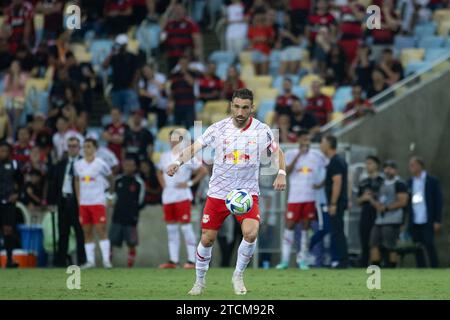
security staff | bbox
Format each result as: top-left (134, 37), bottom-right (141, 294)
top-left (51, 136), bottom-right (86, 267)
top-left (0, 142), bottom-right (21, 268)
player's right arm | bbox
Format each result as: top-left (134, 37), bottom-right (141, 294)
top-left (166, 140), bottom-right (204, 177)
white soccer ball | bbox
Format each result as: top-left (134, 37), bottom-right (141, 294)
top-left (225, 189), bottom-right (253, 216)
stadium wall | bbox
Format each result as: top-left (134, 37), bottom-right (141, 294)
top-left (339, 69), bottom-right (450, 267)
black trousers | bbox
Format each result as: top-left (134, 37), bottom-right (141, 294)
top-left (330, 203), bottom-right (349, 266)
top-left (57, 196), bottom-right (86, 266)
top-left (359, 210), bottom-right (376, 267)
top-left (411, 224), bottom-right (439, 268)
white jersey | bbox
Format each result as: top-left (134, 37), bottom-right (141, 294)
top-left (158, 150), bottom-right (202, 204)
top-left (285, 148), bottom-right (327, 203)
top-left (74, 157), bottom-right (111, 206)
top-left (197, 117), bottom-right (277, 200)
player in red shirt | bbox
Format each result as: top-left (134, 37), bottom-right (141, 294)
top-left (102, 107), bottom-right (128, 167)
top-left (248, 10), bottom-right (275, 75)
top-left (306, 80), bottom-right (333, 126)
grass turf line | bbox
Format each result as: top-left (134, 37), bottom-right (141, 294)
top-left (0, 268), bottom-right (449, 300)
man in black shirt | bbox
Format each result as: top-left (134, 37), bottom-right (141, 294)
top-left (357, 155), bottom-right (384, 267)
top-left (103, 34), bottom-right (140, 116)
top-left (0, 142), bottom-right (22, 268)
top-left (289, 99), bottom-right (320, 137)
top-left (320, 135), bottom-right (349, 268)
top-left (123, 110), bottom-right (154, 162)
top-left (109, 157), bottom-right (145, 268)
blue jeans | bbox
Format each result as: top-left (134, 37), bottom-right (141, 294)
top-left (111, 89), bottom-right (140, 116)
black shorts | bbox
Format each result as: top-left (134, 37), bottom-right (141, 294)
top-left (109, 223), bottom-right (138, 247)
top-left (370, 225), bottom-right (400, 250)
top-left (0, 203), bottom-right (16, 227)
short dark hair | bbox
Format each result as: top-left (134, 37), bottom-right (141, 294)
top-left (84, 137), bottom-right (98, 149)
top-left (67, 136), bottom-right (80, 145)
top-left (366, 155), bottom-right (380, 166)
top-left (383, 159), bottom-right (397, 169)
top-left (383, 48), bottom-right (393, 55)
top-left (232, 88), bottom-right (253, 103)
top-left (411, 156), bottom-right (425, 168)
top-left (323, 134), bottom-right (338, 150)
top-left (283, 77), bottom-right (292, 84)
top-left (296, 129), bottom-right (310, 137)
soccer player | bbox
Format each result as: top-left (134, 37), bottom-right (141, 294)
top-left (157, 129), bottom-right (207, 269)
top-left (109, 157), bottom-right (145, 268)
top-left (74, 138), bottom-right (115, 269)
top-left (166, 89), bottom-right (287, 295)
top-left (276, 130), bottom-right (327, 270)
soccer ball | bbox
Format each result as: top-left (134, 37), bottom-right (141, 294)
top-left (225, 189), bottom-right (253, 215)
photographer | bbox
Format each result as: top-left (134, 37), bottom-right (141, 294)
top-left (103, 34), bottom-right (140, 117)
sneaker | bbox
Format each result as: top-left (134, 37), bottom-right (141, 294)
top-left (188, 280), bottom-right (205, 296)
top-left (6, 261), bottom-right (19, 268)
top-left (159, 261), bottom-right (178, 269)
top-left (183, 261), bottom-right (195, 269)
top-left (232, 272), bottom-right (247, 295)
top-left (80, 261), bottom-right (96, 269)
top-left (298, 259), bottom-right (310, 270)
top-left (103, 261), bottom-right (113, 269)
top-left (275, 262), bottom-right (289, 270)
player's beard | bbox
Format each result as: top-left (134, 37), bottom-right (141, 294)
top-left (233, 115), bottom-right (249, 128)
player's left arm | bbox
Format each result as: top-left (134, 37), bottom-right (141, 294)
top-left (273, 149), bottom-right (287, 191)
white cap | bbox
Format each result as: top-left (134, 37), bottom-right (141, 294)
top-left (115, 34), bottom-right (128, 46)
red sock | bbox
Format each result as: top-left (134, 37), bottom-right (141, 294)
top-left (128, 248), bottom-right (136, 268)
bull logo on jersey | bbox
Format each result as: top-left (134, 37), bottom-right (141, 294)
top-left (81, 176), bottom-right (95, 182)
top-left (297, 166), bottom-right (313, 174)
top-left (202, 214), bottom-right (210, 224)
top-left (223, 150), bottom-right (251, 164)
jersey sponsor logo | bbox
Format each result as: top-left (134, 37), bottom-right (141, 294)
top-left (297, 166), bottom-right (313, 174)
top-left (223, 150), bottom-right (251, 164)
top-left (81, 176), bottom-right (96, 183)
top-left (202, 214), bottom-right (210, 224)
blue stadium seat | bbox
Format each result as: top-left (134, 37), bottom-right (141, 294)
top-left (216, 62), bottom-right (230, 80)
top-left (89, 39), bottom-right (114, 68)
top-left (334, 86), bottom-right (352, 101)
top-left (414, 22), bottom-right (437, 39)
top-left (394, 36), bottom-right (416, 50)
top-left (292, 86), bottom-right (307, 100)
top-left (195, 100), bottom-right (204, 113)
top-left (154, 139), bottom-right (170, 153)
top-left (188, 125), bottom-right (207, 141)
top-left (136, 22), bottom-right (161, 52)
top-left (424, 48), bottom-right (449, 61)
top-left (272, 75), bottom-right (300, 91)
top-left (209, 51), bottom-right (236, 65)
top-left (405, 61), bottom-right (429, 76)
top-left (101, 115), bottom-right (112, 127)
top-left (417, 36), bottom-right (446, 49)
top-left (333, 98), bottom-right (349, 113)
top-left (257, 100), bottom-right (276, 121)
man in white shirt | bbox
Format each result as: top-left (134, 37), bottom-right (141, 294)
top-left (52, 116), bottom-right (84, 161)
top-left (275, 130), bottom-right (328, 270)
top-left (408, 156), bottom-right (442, 268)
top-left (166, 89), bottom-right (287, 295)
top-left (157, 129), bottom-right (207, 269)
top-left (74, 138), bottom-right (115, 269)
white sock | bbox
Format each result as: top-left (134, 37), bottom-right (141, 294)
top-left (234, 238), bottom-right (257, 275)
top-left (85, 242), bottom-right (95, 264)
top-left (99, 239), bottom-right (111, 264)
top-left (300, 229), bottom-right (309, 260)
top-left (195, 242), bottom-right (212, 282)
top-left (167, 224), bottom-right (180, 263)
top-left (281, 229), bottom-right (294, 264)
top-left (181, 224), bottom-right (197, 263)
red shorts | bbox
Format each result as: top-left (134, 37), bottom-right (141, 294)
top-left (79, 205), bottom-right (107, 225)
top-left (201, 196), bottom-right (260, 230)
top-left (285, 202), bottom-right (316, 222)
top-left (163, 200), bottom-right (191, 223)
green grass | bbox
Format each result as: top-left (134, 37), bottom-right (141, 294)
top-left (0, 268), bottom-right (449, 300)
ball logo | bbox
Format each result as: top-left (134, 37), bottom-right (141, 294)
top-left (202, 214), bottom-right (210, 224)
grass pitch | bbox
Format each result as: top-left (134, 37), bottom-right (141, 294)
top-left (1, 268), bottom-right (449, 300)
